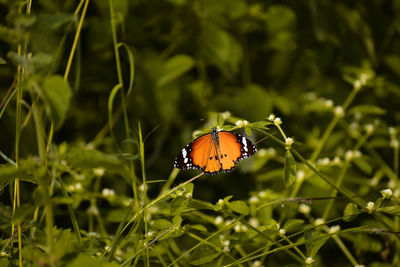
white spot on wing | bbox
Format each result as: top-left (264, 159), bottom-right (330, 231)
top-left (242, 137), bottom-right (248, 152)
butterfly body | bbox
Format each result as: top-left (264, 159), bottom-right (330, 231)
top-left (174, 127), bottom-right (257, 175)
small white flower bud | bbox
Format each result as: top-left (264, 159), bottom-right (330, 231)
top-left (390, 139), bottom-right (399, 148)
top-left (305, 257), bottom-right (314, 265)
top-left (268, 114), bottom-right (275, 121)
top-left (314, 218), bottom-right (325, 226)
top-left (380, 189), bottom-right (393, 199)
top-left (285, 137), bottom-right (294, 146)
top-left (366, 202), bottom-right (375, 213)
top-left (249, 196), bottom-right (259, 204)
top-left (334, 106), bottom-right (345, 117)
top-left (279, 229), bottom-right (286, 236)
top-left (222, 111), bottom-right (231, 119)
top-left (93, 168), bottom-right (105, 177)
top-left (329, 225), bottom-right (340, 234)
top-left (274, 117), bottom-right (282, 126)
top-left (298, 204), bottom-right (311, 214)
top-left (214, 216), bottom-right (224, 225)
top-left (364, 124), bottom-right (374, 134)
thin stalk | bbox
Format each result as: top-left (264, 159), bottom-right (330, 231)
top-left (32, 102), bottom-right (54, 254)
top-left (138, 122), bottom-right (149, 267)
top-left (108, 0), bottom-right (139, 207)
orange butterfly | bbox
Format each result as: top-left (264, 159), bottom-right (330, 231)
top-left (174, 127), bottom-right (257, 174)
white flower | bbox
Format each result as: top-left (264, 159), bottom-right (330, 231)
top-left (267, 114), bottom-right (275, 121)
top-left (369, 177), bottom-right (378, 186)
top-left (388, 127), bottom-right (396, 136)
top-left (353, 79), bottom-right (362, 90)
top-left (222, 111), bottom-right (231, 119)
top-left (366, 202), bottom-right (375, 213)
top-left (390, 139), bottom-right (399, 148)
top-left (317, 157), bottom-right (330, 166)
top-left (87, 206), bottom-right (99, 215)
top-left (334, 106), bottom-right (345, 117)
top-left (332, 156), bottom-right (341, 165)
top-left (0, 251), bottom-right (8, 257)
top-left (87, 232), bottom-right (100, 238)
top-left (223, 246), bottom-right (230, 253)
top-left (258, 191), bottom-right (267, 198)
top-left (279, 229), bottom-right (286, 236)
top-left (214, 216), bottom-right (224, 225)
top-left (329, 225), bottom-right (340, 234)
top-left (285, 137), bottom-right (294, 146)
top-left (305, 257), bottom-right (314, 265)
top-left (360, 73), bottom-right (370, 85)
top-left (314, 218), bottom-right (325, 226)
top-left (217, 199), bottom-right (224, 206)
top-left (249, 196), bottom-right (259, 204)
top-left (138, 184), bottom-right (146, 192)
top-left (273, 117), bottom-right (282, 126)
top-left (380, 189), bottom-right (393, 199)
top-left (252, 260), bottom-right (263, 267)
top-left (235, 120), bottom-right (249, 128)
top-left (364, 124), bottom-right (374, 134)
top-left (102, 188), bottom-right (115, 197)
top-left (249, 218), bottom-right (259, 227)
top-left (345, 150), bottom-right (354, 162)
top-left (234, 224), bottom-right (242, 232)
top-left (325, 99), bottom-right (334, 107)
top-left (93, 168), bottom-right (105, 177)
top-left (298, 204), bottom-right (311, 215)
top-left (297, 170), bottom-right (305, 182)
top-left (354, 265), bottom-right (365, 267)
top-left (222, 239), bottom-right (230, 247)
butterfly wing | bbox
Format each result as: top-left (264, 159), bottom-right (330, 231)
top-left (174, 133), bottom-right (223, 174)
top-left (174, 130), bottom-right (257, 175)
top-left (218, 131), bottom-right (257, 172)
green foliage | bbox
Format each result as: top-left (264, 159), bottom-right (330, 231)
top-left (1, 0), bottom-right (400, 267)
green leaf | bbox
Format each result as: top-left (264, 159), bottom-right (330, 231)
top-left (283, 219), bottom-right (304, 233)
top-left (217, 113), bottom-right (224, 127)
top-left (353, 233), bottom-right (382, 252)
top-left (200, 23), bottom-right (242, 75)
top-left (0, 157), bottom-right (47, 189)
top-left (67, 254), bottom-right (101, 267)
top-left (33, 186), bottom-right (46, 206)
top-left (170, 196), bottom-right (189, 215)
top-left (376, 206), bottom-right (400, 216)
top-left (189, 245), bottom-right (221, 265)
top-left (189, 224), bottom-right (208, 232)
top-left (353, 157), bottom-right (372, 175)
top-left (343, 203), bottom-right (359, 222)
top-left (41, 75), bottom-right (72, 129)
top-left (284, 150), bottom-right (296, 187)
top-left (32, 13), bottom-right (74, 32)
top-left (0, 57), bottom-right (6, 64)
top-left (348, 105), bottom-right (386, 115)
top-left (157, 54), bottom-right (195, 87)
top-left (12, 204), bottom-right (35, 224)
top-left (152, 219), bottom-right (173, 230)
top-left (229, 200), bottom-right (250, 215)
top-left (66, 148), bottom-right (125, 174)
top-left (305, 230), bottom-right (329, 258)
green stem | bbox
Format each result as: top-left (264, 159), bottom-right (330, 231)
top-left (138, 122), bottom-right (150, 267)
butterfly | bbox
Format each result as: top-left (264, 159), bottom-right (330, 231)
top-left (174, 127), bottom-right (257, 175)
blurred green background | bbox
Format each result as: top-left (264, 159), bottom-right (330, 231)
top-left (1, 1), bottom-right (400, 266)
top-left (1, 0), bottom-right (400, 213)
